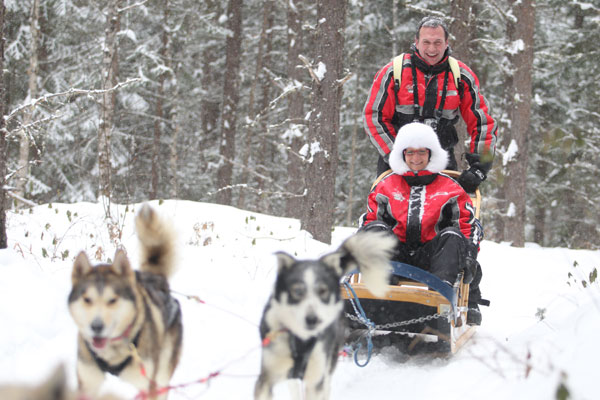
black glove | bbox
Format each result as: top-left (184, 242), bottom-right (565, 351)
top-left (457, 153), bottom-right (492, 193)
top-left (359, 220), bottom-right (393, 235)
top-left (458, 167), bottom-right (486, 193)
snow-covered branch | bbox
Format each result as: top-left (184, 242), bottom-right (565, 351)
top-left (298, 55), bottom-right (321, 83)
top-left (337, 72), bottom-right (354, 87)
top-left (118, 0), bottom-right (148, 14)
top-left (5, 78), bottom-right (141, 123)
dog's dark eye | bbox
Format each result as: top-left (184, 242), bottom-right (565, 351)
top-left (83, 297), bottom-right (92, 305)
top-left (107, 298), bottom-right (118, 306)
top-left (290, 283), bottom-right (306, 300)
top-left (316, 284), bottom-right (330, 301)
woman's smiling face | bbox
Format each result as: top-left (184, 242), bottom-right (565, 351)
top-left (404, 148), bottom-right (430, 171)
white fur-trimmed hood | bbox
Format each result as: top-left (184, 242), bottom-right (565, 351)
top-left (389, 122), bottom-right (448, 175)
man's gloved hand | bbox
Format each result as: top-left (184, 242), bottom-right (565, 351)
top-left (457, 153), bottom-right (492, 193)
top-left (458, 166), bottom-right (486, 193)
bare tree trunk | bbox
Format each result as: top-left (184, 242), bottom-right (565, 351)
top-left (200, 2), bottom-right (220, 139)
top-left (346, 2), bottom-right (365, 226)
top-left (284, 0), bottom-right (307, 219)
top-left (169, 109), bottom-right (179, 198)
top-left (0, 0), bottom-right (7, 248)
top-left (151, 1), bottom-right (169, 200)
top-left (391, 0), bottom-right (397, 56)
top-left (237, 0), bottom-right (273, 211)
top-left (301, 0), bottom-right (347, 244)
top-left (98, 0), bottom-right (121, 207)
top-left (255, 5), bottom-right (275, 214)
top-left (215, 0), bottom-right (242, 205)
top-left (502, 0), bottom-right (535, 246)
top-left (450, 0), bottom-right (473, 64)
top-left (15, 0), bottom-right (40, 199)
top-left (166, 6), bottom-right (179, 199)
top-left (450, 0), bottom-right (473, 170)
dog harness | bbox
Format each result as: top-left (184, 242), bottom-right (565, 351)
top-left (288, 334), bottom-right (318, 380)
top-left (85, 329), bottom-right (142, 376)
top-left (87, 298), bottom-right (181, 376)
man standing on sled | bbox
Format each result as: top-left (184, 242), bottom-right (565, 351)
top-left (363, 16), bottom-right (498, 194)
top-left (359, 122), bottom-right (485, 325)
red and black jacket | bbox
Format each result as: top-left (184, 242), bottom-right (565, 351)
top-left (361, 171), bottom-right (481, 249)
top-left (363, 50), bottom-right (498, 161)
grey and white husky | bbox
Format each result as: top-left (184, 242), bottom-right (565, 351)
top-left (68, 204), bottom-right (182, 400)
top-left (255, 232), bottom-right (396, 400)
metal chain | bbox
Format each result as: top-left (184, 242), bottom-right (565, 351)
top-left (343, 280), bottom-right (482, 331)
top-left (344, 307), bottom-right (482, 330)
top-left (345, 311), bottom-right (448, 330)
top-left (342, 283), bottom-right (376, 329)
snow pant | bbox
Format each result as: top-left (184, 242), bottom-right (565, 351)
top-left (359, 222), bottom-right (481, 301)
top-left (394, 227), bottom-right (467, 282)
top-left (394, 227), bottom-right (482, 302)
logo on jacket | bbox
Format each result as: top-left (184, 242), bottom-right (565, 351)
top-left (393, 191), bottom-right (405, 202)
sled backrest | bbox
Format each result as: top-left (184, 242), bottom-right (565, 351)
top-left (370, 169), bottom-right (481, 219)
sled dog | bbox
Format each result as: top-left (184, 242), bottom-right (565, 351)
top-left (255, 232), bottom-right (396, 400)
top-left (0, 365), bottom-right (70, 400)
top-left (68, 204), bottom-right (182, 400)
top-left (0, 364), bottom-right (123, 400)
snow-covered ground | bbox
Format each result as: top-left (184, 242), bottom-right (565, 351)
top-left (1, 200), bottom-right (598, 399)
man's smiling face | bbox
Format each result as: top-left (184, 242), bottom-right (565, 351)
top-left (415, 26), bottom-right (448, 66)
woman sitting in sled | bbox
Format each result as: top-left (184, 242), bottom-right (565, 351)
top-left (359, 122), bottom-right (485, 324)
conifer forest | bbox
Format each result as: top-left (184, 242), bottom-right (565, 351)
top-left (0, 0), bottom-right (598, 249)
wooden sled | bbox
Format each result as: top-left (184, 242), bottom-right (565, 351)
top-left (342, 264), bottom-right (475, 354)
top-left (342, 170), bottom-right (480, 355)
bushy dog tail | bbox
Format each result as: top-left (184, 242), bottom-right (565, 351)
top-left (325, 232), bottom-right (396, 298)
top-left (135, 204), bottom-right (176, 278)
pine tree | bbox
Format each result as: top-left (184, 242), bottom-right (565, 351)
top-left (301, 0), bottom-right (347, 244)
top-left (0, 0), bottom-right (7, 248)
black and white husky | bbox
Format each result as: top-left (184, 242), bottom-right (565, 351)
top-left (255, 232), bottom-right (396, 400)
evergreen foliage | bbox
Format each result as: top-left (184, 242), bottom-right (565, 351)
top-left (2, 0), bottom-right (599, 248)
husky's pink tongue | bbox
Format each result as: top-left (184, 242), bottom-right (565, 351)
top-left (92, 337), bottom-right (108, 349)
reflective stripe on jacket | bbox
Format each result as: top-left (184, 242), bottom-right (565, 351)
top-left (363, 53), bottom-right (497, 159)
top-left (361, 171), bottom-right (481, 247)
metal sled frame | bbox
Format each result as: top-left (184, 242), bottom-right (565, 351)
top-left (343, 170), bottom-right (480, 354)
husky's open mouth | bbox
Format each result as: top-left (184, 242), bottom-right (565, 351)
top-left (92, 337), bottom-right (107, 349)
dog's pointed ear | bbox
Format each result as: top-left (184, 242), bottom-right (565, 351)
top-left (334, 232), bottom-right (395, 297)
top-left (320, 251), bottom-right (344, 276)
top-left (320, 234), bottom-right (365, 276)
top-left (112, 249), bottom-right (135, 282)
top-left (72, 251), bottom-right (92, 283)
top-left (275, 251), bottom-right (296, 274)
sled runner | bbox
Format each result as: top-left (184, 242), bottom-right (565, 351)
top-left (342, 170), bottom-right (480, 356)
